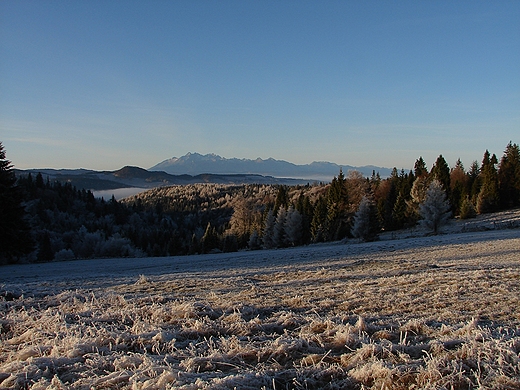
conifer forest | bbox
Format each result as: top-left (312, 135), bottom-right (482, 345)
top-left (1, 141), bottom-right (519, 265)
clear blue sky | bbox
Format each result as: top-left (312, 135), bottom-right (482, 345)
top-left (1, 1), bottom-right (519, 172)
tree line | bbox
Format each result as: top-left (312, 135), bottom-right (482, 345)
top-left (1, 141), bottom-right (519, 264)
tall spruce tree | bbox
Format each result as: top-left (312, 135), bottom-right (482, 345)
top-left (311, 195), bottom-right (327, 242)
top-left (477, 150), bottom-right (500, 214)
top-left (262, 209), bottom-right (276, 249)
top-left (430, 155), bottom-right (451, 193)
top-left (352, 196), bottom-right (379, 242)
top-left (450, 159), bottom-right (467, 216)
top-left (414, 157), bottom-right (428, 178)
top-left (0, 142), bottom-right (34, 263)
top-left (498, 142), bottom-right (520, 209)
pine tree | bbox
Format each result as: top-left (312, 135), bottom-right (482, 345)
top-left (377, 179), bottom-right (398, 231)
top-left (273, 206), bottom-right (287, 247)
top-left (468, 160), bottom-right (480, 201)
top-left (248, 229), bottom-right (261, 250)
top-left (450, 159), bottom-right (467, 216)
top-left (274, 185), bottom-right (289, 214)
top-left (326, 169), bottom-right (349, 240)
top-left (392, 191), bottom-right (407, 229)
top-left (477, 150), bottom-right (499, 214)
top-left (418, 180), bottom-right (451, 234)
top-left (498, 141), bottom-right (520, 209)
top-left (459, 196), bottom-right (477, 220)
top-left (262, 209), bottom-right (276, 249)
top-left (0, 142), bottom-right (34, 263)
top-left (430, 155), bottom-right (451, 193)
top-left (311, 195), bottom-right (327, 242)
top-left (201, 223), bottom-right (219, 253)
top-left (407, 176), bottom-right (428, 221)
top-left (414, 157), bottom-right (428, 178)
top-left (352, 196), bottom-right (379, 242)
top-left (284, 206), bottom-right (302, 246)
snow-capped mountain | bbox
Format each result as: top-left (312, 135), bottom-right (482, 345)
top-left (151, 152), bottom-right (391, 180)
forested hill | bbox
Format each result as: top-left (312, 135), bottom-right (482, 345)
top-left (2, 141), bottom-right (520, 265)
top-left (14, 166), bottom-right (313, 192)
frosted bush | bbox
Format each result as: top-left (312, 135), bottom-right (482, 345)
top-left (53, 248), bottom-right (75, 261)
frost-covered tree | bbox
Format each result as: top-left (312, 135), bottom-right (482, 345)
top-left (459, 195), bottom-right (477, 220)
top-left (284, 206), bottom-right (302, 246)
top-left (406, 176), bottom-right (429, 220)
top-left (352, 196), bottom-right (379, 242)
top-left (273, 206), bottom-right (287, 247)
top-left (262, 209), bottom-right (276, 249)
top-left (418, 180), bottom-right (451, 234)
top-left (248, 229), bottom-right (261, 250)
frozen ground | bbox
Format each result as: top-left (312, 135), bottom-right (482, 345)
top-left (1, 210), bottom-right (519, 389)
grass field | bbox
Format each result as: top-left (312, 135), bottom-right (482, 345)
top-left (1, 222), bottom-right (519, 389)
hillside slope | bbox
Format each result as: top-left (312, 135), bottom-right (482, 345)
top-left (1, 225), bottom-right (519, 389)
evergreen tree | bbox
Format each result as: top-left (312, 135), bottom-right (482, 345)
top-left (262, 209), bottom-right (276, 249)
top-left (273, 206), bottom-right (287, 247)
top-left (477, 150), bottom-right (500, 214)
top-left (284, 206), bottom-right (302, 246)
top-left (498, 141), bottom-right (520, 209)
top-left (370, 170), bottom-right (381, 192)
top-left (392, 191), bottom-right (407, 229)
top-left (352, 196), bottom-right (379, 242)
top-left (414, 157), bottom-right (428, 178)
top-left (450, 159), bottom-right (467, 216)
top-left (296, 192), bottom-right (313, 245)
top-left (326, 169), bottom-right (349, 240)
top-left (36, 232), bottom-right (54, 262)
top-left (430, 155), bottom-right (451, 193)
top-left (311, 195), bottom-right (327, 242)
top-left (377, 178), bottom-right (398, 231)
top-left (418, 180), bottom-right (451, 234)
top-left (273, 185), bottom-right (289, 214)
top-left (0, 142), bottom-right (34, 263)
top-left (468, 160), bottom-right (480, 201)
top-left (201, 223), bottom-right (219, 253)
top-left (406, 176), bottom-right (428, 222)
top-left (248, 229), bottom-right (261, 250)
top-left (459, 196), bottom-right (477, 220)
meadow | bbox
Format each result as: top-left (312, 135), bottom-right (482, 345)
top-left (1, 214), bottom-right (519, 389)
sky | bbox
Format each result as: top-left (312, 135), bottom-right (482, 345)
top-left (1, 1), bottom-right (519, 172)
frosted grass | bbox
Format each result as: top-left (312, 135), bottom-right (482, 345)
top-left (1, 219), bottom-right (519, 389)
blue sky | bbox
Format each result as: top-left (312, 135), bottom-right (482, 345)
top-left (1, 1), bottom-right (519, 172)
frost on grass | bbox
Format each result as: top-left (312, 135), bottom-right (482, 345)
top-left (1, 233), bottom-right (520, 389)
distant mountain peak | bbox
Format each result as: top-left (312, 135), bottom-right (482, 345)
top-left (150, 152), bottom-right (392, 180)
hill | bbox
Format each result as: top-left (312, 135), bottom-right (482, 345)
top-left (14, 166), bottom-right (314, 192)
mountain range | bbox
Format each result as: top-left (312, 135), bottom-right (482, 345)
top-left (15, 153), bottom-right (392, 194)
top-left (151, 152), bottom-right (392, 180)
